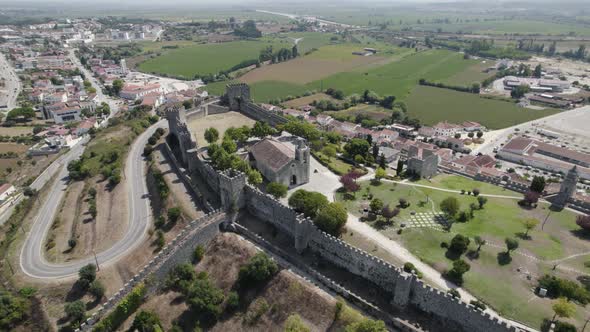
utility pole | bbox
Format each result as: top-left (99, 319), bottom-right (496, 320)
top-left (93, 251), bottom-right (100, 271)
top-left (541, 208), bottom-right (552, 230)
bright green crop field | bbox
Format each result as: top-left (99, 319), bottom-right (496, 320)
top-left (138, 39), bottom-right (291, 78)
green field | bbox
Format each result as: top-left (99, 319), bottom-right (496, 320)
top-left (405, 86), bottom-right (560, 129)
top-left (138, 39), bottom-right (293, 78)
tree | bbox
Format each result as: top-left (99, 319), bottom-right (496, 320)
top-left (379, 95), bottom-right (396, 110)
top-left (185, 274), bottom-right (225, 321)
top-left (552, 298), bottom-right (575, 322)
top-left (165, 263), bottom-right (196, 292)
top-left (64, 300), bottom-right (86, 323)
top-left (530, 176), bottom-right (546, 193)
top-left (446, 259), bottom-right (471, 285)
top-left (247, 169), bottom-right (263, 186)
top-left (221, 138), bottom-right (237, 154)
top-left (511, 84), bottom-right (530, 99)
top-left (505, 238), bottom-right (519, 255)
top-left (449, 234), bottom-right (471, 255)
top-left (343, 138), bottom-right (370, 159)
top-left (288, 190), bottom-right (329, 218)
top-left (472, 188), bottom-right (480, 196)
top-left (167, 207), bottom-right (182, 223)
top-left (112, 79), bottom-right (124, 95)
top-left (204, 127), bottom-right (219, 144)
top-left (576, 215), bottom-right (590, 232)
top-left (251, 121), bottom-right (273, 138)
top-left (398, 198), bottom-right (409, 208)
top-left (476, 131), bottom-right (483, 138)
top-left (22, 185), bottom-right (38, 197)
top-left (521, 190), bottom-right (540, 207)
top-left (370, 198), bottom-right (384, 215)
top-left (440, 197), bottom-right (460, 217)
top-left (534, 64), bottom-right (542, 78)
top-left (454, 133), bottom-right (461, 139)
top-left (381, 205), bottom-right (399, 224)
top-left (78, 264), bottom-right (97, 287)
top-left (340, 171), bottom-right (361, 197)
top-left (284, 314), bottom-right (310, 332)
top-left (374, 167), bottom-right (386, 182)
top-left (521, 218), bottom-right (539, 238)
top-left (474, 236), bottom-right (486, 252)
top-left (89, 280), bottom-right (105, 300)
top-left (477, 196), bottom-right (488, 209)
top-left (267, 182), bottom-right (288, 199)
top-left (315, 202), bottom-right (347, 235)
top-left (238, 252), bottom-right (278, 286)
top-left (131, 310), bottom-right (162, 332)
top-left (379, 154), bottom-right (386, 169)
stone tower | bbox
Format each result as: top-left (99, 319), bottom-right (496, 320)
top-left (294, 138), bottom-right (310, 184)
top-left (226, 83), bottom-right (251, 112)
top-left (554, 166), bottom-right (579, 207)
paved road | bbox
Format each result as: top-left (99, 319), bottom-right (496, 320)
top-left (20, 120), bottom-right (167, 279)
top-left (0, 52), bottom-right (21, 112)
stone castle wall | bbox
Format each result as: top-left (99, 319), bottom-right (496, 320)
top-left (163, 86), bottom-right (520, 332)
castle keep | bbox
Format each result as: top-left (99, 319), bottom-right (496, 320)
top-left (162, 83), bottom-right (519, 332)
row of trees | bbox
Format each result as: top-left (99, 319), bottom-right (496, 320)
top-left (259, 45), bottom-right (299, 64)
top-left (419, 78), bottom-right (481, 94)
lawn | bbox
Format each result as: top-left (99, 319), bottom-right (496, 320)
top-left (138, 39), bottom-right (291, 78)
top-left (335, 175), bottom-right (588, 329)
top-left (312, 150), bottom-right (354, 176)
top-left (405, 85), bottom-right (560, 129)
top-left (415, 174), bottom-right (520, 197)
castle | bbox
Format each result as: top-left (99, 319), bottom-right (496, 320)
top-left (162, 83), bottom-right (519, 332)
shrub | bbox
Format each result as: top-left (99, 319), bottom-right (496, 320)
top-left (284, 313), bottom-right (310, 332)
top-left (267, 182), bottom-right (288, 199)
top-left (447, 289), bottom-right (461, 298)
top-left (538, 275), bottom-right (590, 304)
top-left (225, 292), bottom-right (239, 312)
top-left (68, 238), bottom-right (77, 248)
top-left (93, 283), bottom-right (146, 332)
top-left (165, 263), bottom-right (196, 292)
top-left (167, 207), bottom-right (181, 223)
top-left (470, 300), bottom-right (487, 311)
top-left (193, 245), bottom-right (205, 264)
top-left (130, 310), bottom-right (162, 332)
top-left (403, 262), bottom-right (423, 278)
top-left (89, 280), bottom-right (105, 300)
top-left (238, 252), bottom-right (278, 287)
top-left (78, 264), bottom-right (96, 286)
top-left (185, 273), bottom-right (225, 323)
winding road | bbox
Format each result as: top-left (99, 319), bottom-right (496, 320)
top-left (20, 120), bottom-right (167, 279)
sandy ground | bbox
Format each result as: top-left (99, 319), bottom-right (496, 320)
top-left (187, 111), bottom-right (256, 147)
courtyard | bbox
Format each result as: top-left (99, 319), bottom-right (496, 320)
top-left (186, 111), bottom-right (256, 146)
top-left (335, 174), bottom-right (590, 329)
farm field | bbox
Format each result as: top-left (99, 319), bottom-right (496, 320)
top-left (443, 60), bottom-right (495, 86)
top-left (239, 43), bottom-right (401, 85)
top-left (405, 85), bottom-right (560, 129)
top-left (212, 49), bottom-right (481, 103)
top-left (138, 39), bottom-right (293, 79)
top-left (335, 175), bottom-right (589, 329)
top-left (0, 126), bottom-right (34, 136)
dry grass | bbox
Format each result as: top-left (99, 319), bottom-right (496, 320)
top-left (0, 126), bottom-right (34, 136)
top-left (187, 112), bottom-right (256, 146)
top-left (239, 56), bottom-right (388, 85)
top-left (120, 233), bottom-right (341, 332)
